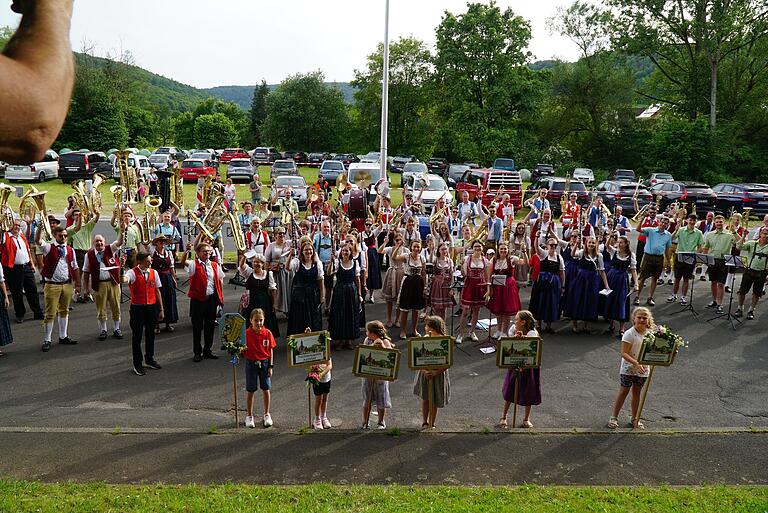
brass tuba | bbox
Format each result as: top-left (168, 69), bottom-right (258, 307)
top-left (28, 187), bottom-right (53, 242)
top-left (170, 166), bottom-right (184, 214)
top-left (90, 173), bottom-right (107, 216)
top-left (228, 199), bottom-right (247, 252)
top-left (115, 150), bottom-right (138, 204)
top-left (0, 183), bottom-right (17, 231)
top-left (71, 180), bottom-right (91, 221)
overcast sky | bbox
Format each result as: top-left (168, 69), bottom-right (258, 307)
top-left (1, 0), bottom-right (581, 89)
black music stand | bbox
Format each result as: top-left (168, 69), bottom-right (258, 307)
top-left (707, 255), bottom-right (744, 330)
top-left (673, 252), bottom-right (706, 318)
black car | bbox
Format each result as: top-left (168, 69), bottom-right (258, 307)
top-left (319, 160), bottom-right (345, 186)
top-left (531, 163), bottom-right (555, 181)
top-left (593, 181), bottom-right (654, 216)
top-left (332, 153), bottom-right (359, 168)
top-left (526, 177), bottom-right (589, 216)
top-left (611, 168), bottom-right (636, 182)
top-left (307, 152), bottom-right (331, 167)
top-left (427, 157), bottom-right (448, 176)
top-left (649, 181), bottom-right (717, 212)
top-left (712, 183), bottom-right (768, 217)
top-left (58, 151), bottom-right (113, 183)
top-left (390, 155), bottom-right (417, 173)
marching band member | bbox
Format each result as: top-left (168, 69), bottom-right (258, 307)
top-left (68, 208), bottom-right (99, 303)
top-left (560, 192), bottom-right (580, 232)
top-left (587, 196), bottom-right (606, 229)
top-left (362, 219), bottom-right (382, 303)
top-left (433, 222), bottom-right (453, 249)
top-left (287, 241), bottom-right (324, 336)
top-left (529, 237), bottom-right (565, 334)
top-left (265, 226), bottom-right (293, 316)
top-left (186, 243), bottom-right (225, 362)
top-left (633, 216), bottom-right (672, 307)
top-left (430, 196), bottom-right (450, 226)
top-left (703, 215), bottom-right (736, 314)
top-left (510, 222), bottom-right (530, 285)
top-left (497, 193), bottom-right (515, 226)
top-left (400, 216), bottom-right (422, 248)
top-left (499, 310), bottom-right (541, 429)
top-left (312, 221), bottom-right (334, 311)
top-left (565, 236), bottom-right (610, 334)
top-left (725, 213), bottom-right (746, 293)
top-left (396, 240), bottom-right (426, 340)
top-left (375, 195), bottom-right (396, 233)
top-left (560, 231), bottom-right (582, 315)
top-left (453, 224), bottom-right (474, 267)
top-left (238, 201), bottom-right (256, 231)
top-left (346, 231), bottom-right (368, 328)
top-left (379, 231), bottom-right (407, 328)
top-left (635, 203), bottom-right (659, 277)
top-left (115, 210), bottom-right (141, 269)
top-left (601, 235), bottom-right (637, 336)
top-left (149, 235), bottom-right (178, 334)
top-left (527, 189), bottom-right (550, 220)
top-left (124, 251), bottom-right (164, 376)
top-left (660, 204), bottom-right (681, 284)
top-left (0, 217), bottom-right (43, 323)
top-left (457, 240), bottom-right (487, 344)
top-left (244, 217), bottom-right (270, 260)
top-left (328, 244), bottom-right (362, 349)
top-left (486, 242), bottom-right (524, 339)
top-left (751, 214), bottom-right (768, 240)
top-left (526, 208), bottom-right (557, 285)
top-left (668, 214), bottom-right (704, 305)
top-left (614, 205), bottom-right (630, 236)
top-left (485, 203), bottom-right (503, 252)
top-left (238, 253), bottom-right (279, 336)
top-left (82, 229), bottom-right (124, 340)
top-left (307, 204), bottom-right (325, 234)
top-left (36, 225), bottom-right (80, 352)
top-left (735, 226), bottom-right (768, 319)
top-left (153, 211), bottom-right (181, 253)
top-left (255, 199), bottom-right (271, 223)
top-left (447, 206), bottom-right (462, 240)
top-left (429, 242), bottom-right (455, 321)
top-left (456, 191), bottom-right (480, 226)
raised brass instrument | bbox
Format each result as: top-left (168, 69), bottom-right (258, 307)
top-left (0, 183), bottom-right (17, 231)
top-left (599, 201), bottom-right (612, 221)
top-left (560, 173), bottom-right (571, 220)
top-left (337, 172), bottom-right (349, 197)
top-left (188, 211), bottom-right (214, 242)
top-left (137, 195), bottom-right (162, 246)
top-left (110, 184), bottom-right (126, 223)
top-left (429, 203), bottom-right (449, 225)
top-left (71, 180), bottom-right (91, 221)
top-left (631, 202), bottom-right (651, 223)
top-left (743, 207), bottom-right (752, 229)
top-left (18, 186), bottom-right (37, 221)
top-left (115, 150), bottom-right (138, 204)
top-left (228, 199), bottom-right (247, 253)
top-left (90, 173), bottom-right (107, 215)
top-left (28, 187), bottom-right (53, 241)
top-left (170, 166), bottom-right (184, 214)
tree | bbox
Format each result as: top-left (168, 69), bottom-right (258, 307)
top-left (194, 113), bottom-right (238, 149)
top-left (262, 71), bottom-right (348, 151)
top-left (124, 106), bottom-right (158, 148)
top-left (351, 37), bottom-right (436, 159)
top-left (433, 1), bottom-right (547, 163)
top-left (248, 80), bottom-right (269, 147)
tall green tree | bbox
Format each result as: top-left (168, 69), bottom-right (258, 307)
top-left (262, 72), bottom-right (348, 151)
top-left (351, 37), bottom-right (436, 159)
top-left (433, 1), bottom-right (547, 164)
top-left (194, 113), bottom-right (238, 149)
top-left (248, 80), bottom-right (269, 147)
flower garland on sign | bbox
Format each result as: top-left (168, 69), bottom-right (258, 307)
top-left (221, 339), bottom-right (246, 364)
top-left (305, 364), bottom-right (323, 386)
top-left (642, 324), bottom-right (687, 352)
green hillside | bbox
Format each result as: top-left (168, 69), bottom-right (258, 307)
top-left (203, 81), bottom-right (356, 109)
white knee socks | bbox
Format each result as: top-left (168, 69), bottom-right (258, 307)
top-left (58, 316), bottom-right (68, 338)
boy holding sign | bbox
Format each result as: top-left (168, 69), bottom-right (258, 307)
top-left (243, 309), bottom-right (276, 429)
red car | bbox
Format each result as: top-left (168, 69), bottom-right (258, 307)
top-left (454, 168), bottom-right (523, 209)
top-left (179, 159), bottom-right (218, 182)
top-left (220, 148), bottom-right (249, 163)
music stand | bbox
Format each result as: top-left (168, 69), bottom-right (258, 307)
top-left (707, 255), bottom-right (744, 330)
top-left (673, 252), bottom-right (706, 318)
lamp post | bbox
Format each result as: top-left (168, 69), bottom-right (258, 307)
top-left (379, 0), bottom-right (390, 184)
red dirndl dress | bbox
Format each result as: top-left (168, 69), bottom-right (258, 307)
top-left (487, 258), bottom-right (521, 316)
top-left (461, 256), bottom-right (487, 307)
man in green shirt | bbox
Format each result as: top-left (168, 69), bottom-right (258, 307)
top-left (735, 226), bottom-right (768, 319)
top-left (668, 213), bottom-right (704, 305)
top-left (703, 215), bottom-right (736, 313)
top-left (68, 209), bottom-right (100, 302)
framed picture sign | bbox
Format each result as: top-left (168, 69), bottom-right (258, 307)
top-left (407, 336), bottom-right (454, 371)
top-left (353, 345), bottom-right (401, 382)
top-left (496, 337), bottom-right (543, 369)
top-left (286, 331), bottom-right (331, 368)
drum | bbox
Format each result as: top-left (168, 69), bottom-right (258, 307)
top-left (349, 188), bottom-right (367, 220)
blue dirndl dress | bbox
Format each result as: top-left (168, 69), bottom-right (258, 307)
top-left (287, 261), bottom-right (323, 336)
top-left (363, 234), bottom-right (382, 291)
top-left (561, 246), bottom-right (579, 316)
top-left (600, 252), bottom-right (633, 322)
top-left (529, 255), bottom-right (562, 323)
top-left (566, 255), bottom-right (602, 321)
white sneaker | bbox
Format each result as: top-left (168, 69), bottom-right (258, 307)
top-left (313, 418), bottom-right (324, 430)
top-left (322, 416), bottom-right (332, 429)
top-left (377, 421), bottom-right (386, 430)
top-left (469, 332), bottom-right (479, 342)
top-left (666, 294), bottom-right (676, 303)
top-left (680, 297), bottom-right (687, 305)
top-left (455, 335), bottom-right (463, 345)
top-left (263, 413), bottom-right (273, 428)
top-left (245, 415), bottom-right (255, 429)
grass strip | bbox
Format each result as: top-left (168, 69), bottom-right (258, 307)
top-left (1, 481), bottom-right (766, 513)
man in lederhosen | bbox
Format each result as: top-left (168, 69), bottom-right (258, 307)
top-left (186, 242), bottom-right (224, 362)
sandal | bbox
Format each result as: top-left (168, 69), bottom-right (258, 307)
top-left (521, 420), bottom-right (533, 428)
top-left (630, 418), bottom-right (645, 429)
top-left (607, 416), bottom-right (619, 429)
top-left (385, 321), bottom-right (393, 328)
top-left (498, 417), bottom-right (508, 429)
top-left (422, 422), bottom-right (429, 429)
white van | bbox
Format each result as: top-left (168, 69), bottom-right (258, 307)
top-left (5, 149), bottom-right (59, 182)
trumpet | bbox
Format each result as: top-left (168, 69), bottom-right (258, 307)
top-left (631, 202), bottom-right (651, 223)
top-left (743, 207), bottom-right (752, 229)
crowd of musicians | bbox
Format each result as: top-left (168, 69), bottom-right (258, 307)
top-left (1, 177), bottom-right (768, 377)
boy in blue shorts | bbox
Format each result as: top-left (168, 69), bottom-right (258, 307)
top-left (243, 308), bottom-right (276, 428)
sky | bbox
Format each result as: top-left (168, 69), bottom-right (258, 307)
top-left (0, 0), bottom-right (582, 89)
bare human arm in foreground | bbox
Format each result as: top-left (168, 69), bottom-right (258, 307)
top-left (0, 0), bottom-right (75, 164)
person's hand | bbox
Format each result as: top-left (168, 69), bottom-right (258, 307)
top-left (158, 309), bottom-right (164, 322)
top-left (3, 295), bottom-right (8, 309)
top-left (514, 330), bottom-right (523, 337)
top-left (267, 367), bottom-right (273, 378)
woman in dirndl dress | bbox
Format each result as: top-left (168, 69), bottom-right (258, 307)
top-left (361, 221), bottom-right (382, 302)
top-left (600, 235), bottom-right (637, 336)
top-left (379, 232), bottom-right (407, 328)
top-left (287, 242), bottom-right (324, 336)
top-left (560, 231), bottom-right (581, 317)
top-left (429, 242), bottom-right (455, 321)
top-left (567, 236), bottom-right (610, 334)
top-left (150, 236), bottom-right (178, 333)
top-left (486, 242), bottom-right (525, 339)
top-left (511, 222), bottom-right (531, 285)
top-left (413, 316), bottom-right (451, 429)
top-left (361, 321), bottom-right (394, 430)
top-left (265, 228), bottom-right (293, 316)
top-left (328, 244), bottom-right (361, 349)
top-left (346, 232), bottom-right (368, 329)
top-left (529, 237), bottom-right (566, 334)
top-left (499, 311), bottom-right (541, 429)
top-left (0, 265), bottom-right (13, 356)
top-left (238, 254), bottom-right (279, 336)
top-left (457, 240), bottom-right (488, 344)
top-left (397, 240), bottom-right (426, 340)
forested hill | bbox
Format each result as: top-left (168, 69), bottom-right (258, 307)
top-left (203, 82), bottom-right (357, 109)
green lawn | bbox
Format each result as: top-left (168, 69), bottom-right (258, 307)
top-left (0, 482), bottom-right (765, 512)
top-left (2, 164), bottom-right (403, 215)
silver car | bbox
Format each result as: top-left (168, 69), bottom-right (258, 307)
top-left (270, 159), bottom-right (298, 178)
top-left (274, 175), bottom-right (308, 210)
top-left (226, 158), bottom-right (256, 183)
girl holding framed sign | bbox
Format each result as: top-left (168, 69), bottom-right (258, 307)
top-left (413, 316), bottom-right (452, 429)
top-left (499, 310), bottom-right (541, 429)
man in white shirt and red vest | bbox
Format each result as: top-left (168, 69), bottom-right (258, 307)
top-left (1, 218), bottom-right (44, 323)
top-left (36, 225), bottom-right (79, 352)
top-left (186, 242), bottom-right (224, 362)
top-left (83, 228), bottom-right (125, 341)
top-left (124, 252), bottom-right (164, 376)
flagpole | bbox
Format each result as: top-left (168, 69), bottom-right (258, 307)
top-left (379, 0), bottom-right (390, 184)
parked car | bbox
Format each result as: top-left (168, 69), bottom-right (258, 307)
top-left (526, 177), bottom-right (590, 216)
top-left (5, 149), bottom-right (59, 182)
top-left (220, 148), bottom-right (249, 163)
top-left (642, 173), bottom-right (674, 188)
top-left (319, 160), bottom-right (345, 185)
top-left (332, 153), bottom-right (359, 168)
top-left (273, 175), bottom-right (308, 210)
top-left (593, 181), bottom-right (654, 216)
top-left (611, 168), bottom-right (636, 182)
top-left (402, 161), bottom-right (428, 176)
top-left (152, 146), bottom-right (185, 161)
top-left (148, 154), bottom-right (172, 171)
top-left (58, 151), bottom-right (113, 183)
top-left (226, 158), bottom-right (257, 183)
top-left (649, 181), bottom-right (717, 212)
top-left (190, 151), bottom-right (219, 169)
top-left (455, 168), bottom-right (523, 208)
top-left (402, 174), bottom-right (453, 209)
top-left (492, 157), bottom-right (516, 171)
top-left (179, 159), bottom-right (217, 182)
top-left (464, 162), bottom-right (481, 169)
top-left (712, 183), bottom-right (768, 217)
top-left (307, 152), bottom-right (331, 167)
top-left (445, 164), bottom-right (469, 185)
top-left (390, 155), bottom-right (417, 173)
top-left (111, 153), bottom-right (151, 182)
top-left (572, 168), bottom-right (594, 186)
top-left (0, 161), bottom-right (6, 178)
top-left (531, 163), bottom-right (555, 181)
top-left (252, 147), bottom-right (280, 165)
top-left (270, 159), bottom-right (299, 178)
top-left (347, 162), bottom-right (385, 204)
top-left (282, 150), bottom-right (308, 164)
top-left (426, 157), bottom-right (448, 176)
top-left (361, 151), bottom-right (381, 163)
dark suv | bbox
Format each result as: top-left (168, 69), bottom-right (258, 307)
top-left (525, 177), bottom-right (589, 216)
top-left (390, 155), bottom-right (417, 173)
top-left (531, 163), bottom-right (555, 181)
top-left (611, 169), bottom-right (636, 182)
top-left (58, 151), bottom-right (113, 183)
top-left (649, 181), bottom-right (717, 211)
top-left (593, 181), bottom-right (654, 216)
top-left (307, 152), bottom-right (332, 167)
top-left (427, 157), bottom-right (448, 176)
top-left (712, 183), bottom-right (768, 217)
